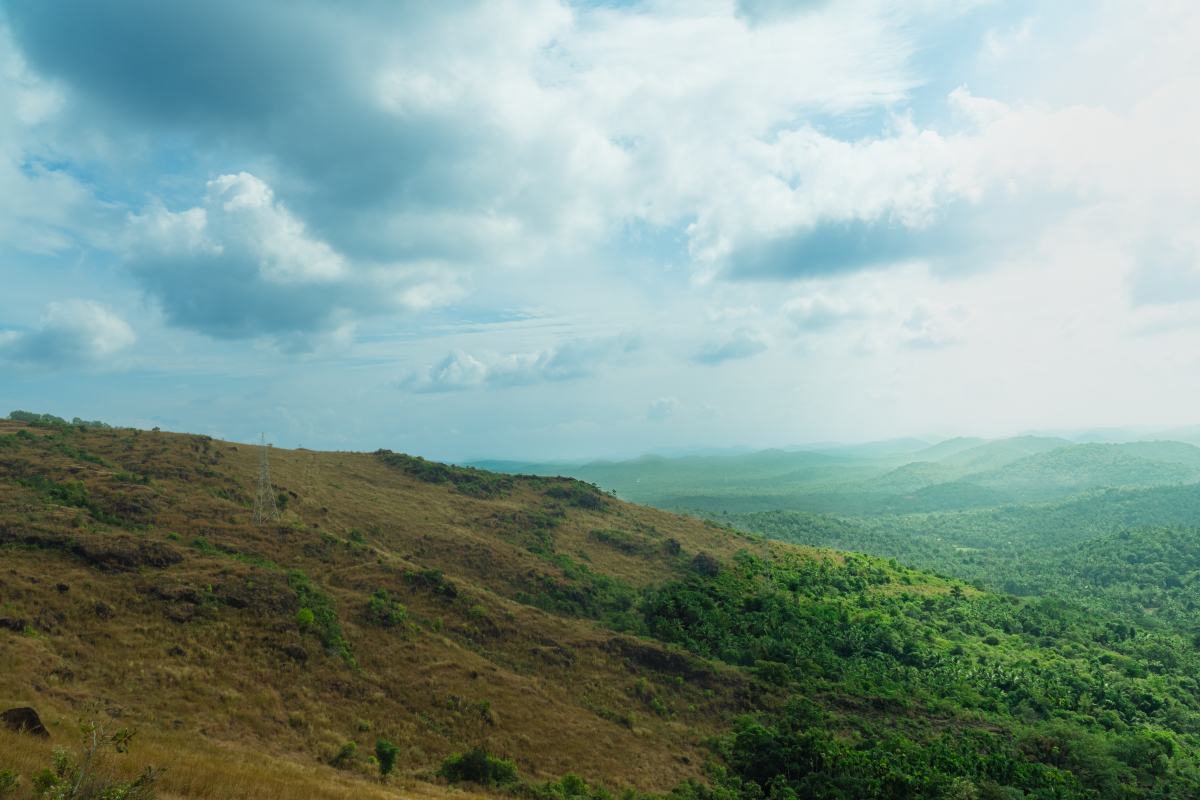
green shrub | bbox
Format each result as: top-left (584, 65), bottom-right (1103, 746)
top-left (375, 738), bottom-right (399, 778)
top-left (544, 483), bottom-right (606, 510)
top-left (365, 589), bottom-right (407, 628)
top-left (288, 570), bottom-right (354, 664)
top-left (25, 722), bottom-right (158, 799)
top-left (296, 607), bottom-right (315, 630)
top-left (532, 772), bottom-right (604, 799)
top-left (374, 450), bottom-right (514, 497)
top-left (440, 747), bottom-right (519, 787)
top-left (8, 410), bottom-right (68, 427)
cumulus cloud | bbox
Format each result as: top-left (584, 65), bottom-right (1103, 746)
top-left (693, 327), bottom-right (768, 365)
top-left (0, 300), bottom-right (135, 367)
top-left (0, 0), bottom-right (932, 274)
top-left (9, 0), bottom-right (1200, 301)
top-left (123, 172), bottom-right (456, 347)
top-left (398, 334), bottom-right (638, 393)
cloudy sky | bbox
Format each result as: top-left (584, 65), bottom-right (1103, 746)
top-left (2, 0), bottom-right (1200, 460)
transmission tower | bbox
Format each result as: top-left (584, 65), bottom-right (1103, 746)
top-left (252, 433), bottom-right (279, 524)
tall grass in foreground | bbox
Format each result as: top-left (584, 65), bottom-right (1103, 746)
top-left (0, 728), bottom-right (489, 800)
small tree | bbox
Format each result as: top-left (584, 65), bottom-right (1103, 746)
top-left (375, 738), bottom-right (399, 780)
top-left (25, 721), bottom-right (158, 799)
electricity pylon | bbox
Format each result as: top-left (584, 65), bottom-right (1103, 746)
top-left (252, 433), bottom-right (278, 524)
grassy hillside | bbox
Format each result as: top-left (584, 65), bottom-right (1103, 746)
top-left (4, 418), bottom-right (1200, 797)
top-left (0, 419), bottom-right (766, 798)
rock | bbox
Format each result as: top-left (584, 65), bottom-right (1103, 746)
top-left (0, 617), bottom-right (27, 633)
top-left (1, 707), bottom-right (49, 737)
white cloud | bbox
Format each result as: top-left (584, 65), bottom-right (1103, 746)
top-left (122, 172), bottom-right (458, 347)
top-left (0, 300), bottom-right (135, 367)
top-left (131, 173), bottom-right (347, 285)
top-left (398, 334), bottom-right (639, 393)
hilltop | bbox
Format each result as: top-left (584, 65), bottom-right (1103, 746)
top-left (2, 417), bottom-right (1200, 798)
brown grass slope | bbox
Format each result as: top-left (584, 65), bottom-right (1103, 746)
top-left (0, 420), bottom-right (807, 797)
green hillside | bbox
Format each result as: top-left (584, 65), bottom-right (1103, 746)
top-left (964, 444), bottom-right (1200, 501)
top-left (935, 436), bottom-right (1074, 472)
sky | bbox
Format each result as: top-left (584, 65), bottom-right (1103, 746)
top-left (3, 0), bottom-right (1200, 461)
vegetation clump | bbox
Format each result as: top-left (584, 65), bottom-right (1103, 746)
top-left (438, 747), bottom-right (518, 787)
top-left (374, 739), bottom-right (399, 779)
top-left (10, 722), bottom-right (158, 800)
top-left (364, 589), bottom-right (407, 628)
top-left (375, 450), bottom-right (514, 497)
top-left (7, 411), bottom-right (112, 430)
top-left (287, 570), bottom-right (354, 665)
top-left (543, 482), bottom-right (606, 510)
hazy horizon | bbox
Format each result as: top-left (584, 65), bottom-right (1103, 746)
top-left (6, 2), bottom-right (1200, 461)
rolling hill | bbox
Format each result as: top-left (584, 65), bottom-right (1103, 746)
top-left (3, 417), bottom-right (1200, 798)
top-left (499, 437), bottom-right (1200, 516)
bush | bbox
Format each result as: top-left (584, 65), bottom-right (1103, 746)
top-left (288, 571), bottom-right (354, 664)
top-left (375, 738), bottom-right (399, 778)
top-left (439, 747), bottom-right (519, 787)
top-left (532, 772), bottom-right (603, 799)
top-left (365, 590), bottom-right (407, 628)
top-left (544, 483), bottom-right (606, 510)
top-left (296, 607), bottom-right (315, 630)
top-left (21, 722), bottom-right (158, 799)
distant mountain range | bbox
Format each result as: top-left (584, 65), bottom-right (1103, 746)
top-left (470, 435), bottom-right (1200, 514)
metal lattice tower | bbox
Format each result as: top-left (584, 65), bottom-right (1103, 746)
top-left (252, 433), bottom-right (278, 524)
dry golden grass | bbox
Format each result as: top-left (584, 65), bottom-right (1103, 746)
top-left (0, 420), bottom-right (786, 797)
top-left (0, 726), bottom-right (492, 799)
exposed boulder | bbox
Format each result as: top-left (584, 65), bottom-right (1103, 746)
top-left (1, 706), bottom-right (49, 737)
